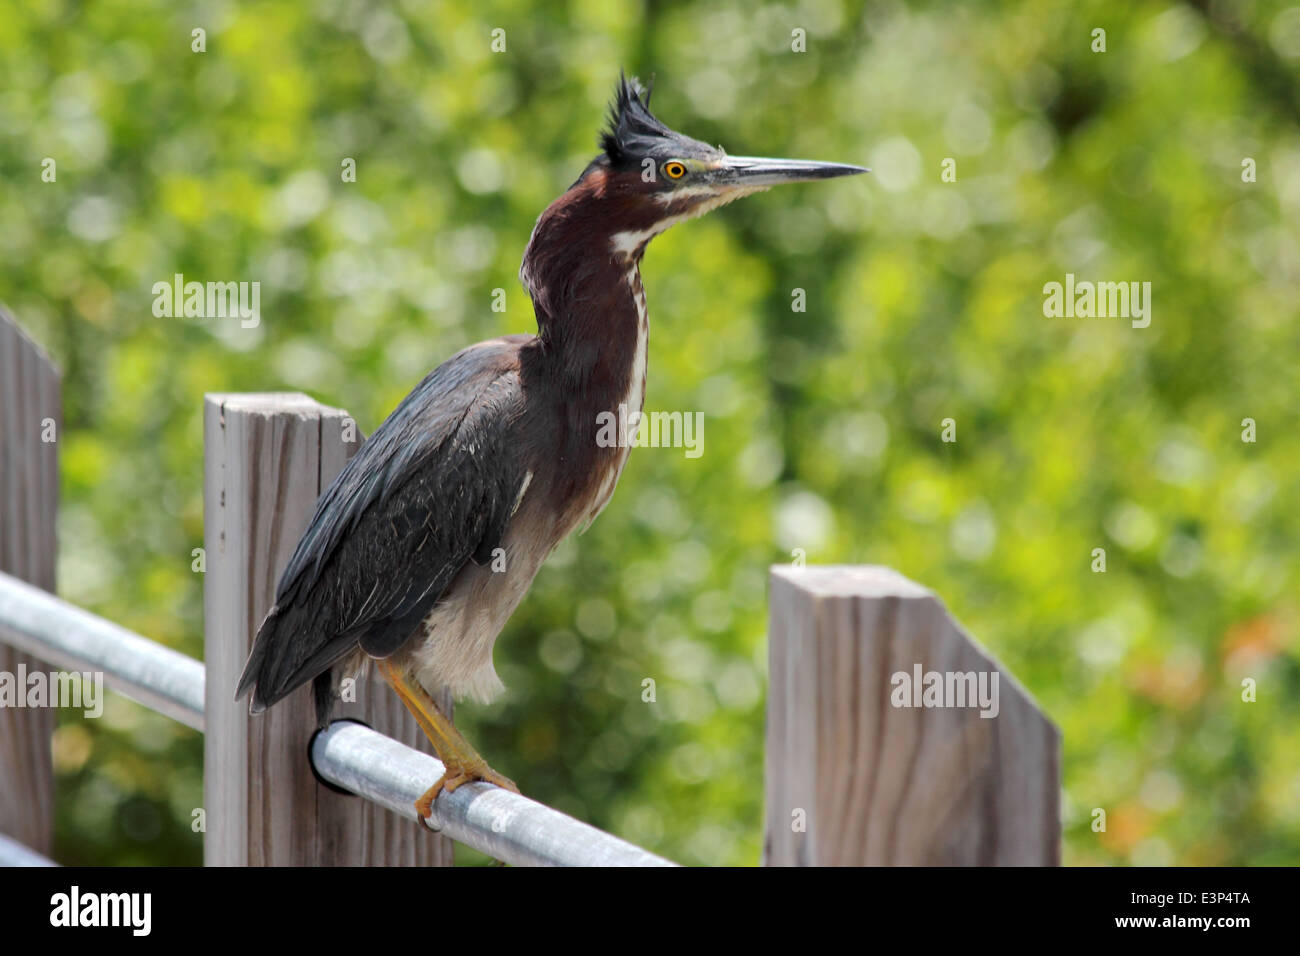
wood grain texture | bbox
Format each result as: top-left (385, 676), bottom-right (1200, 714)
top-left (764, 565), bottom-right (1061, 866)
top-left (203, 393), bottom-right (453, 866)
top-left (0, 307), bottom-right (60, 856)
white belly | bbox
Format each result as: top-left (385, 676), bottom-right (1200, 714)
top-left (396, 498), bottom-right (554, 703)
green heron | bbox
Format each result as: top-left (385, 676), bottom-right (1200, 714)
top-left (236, 74), bottom-right (865, 818)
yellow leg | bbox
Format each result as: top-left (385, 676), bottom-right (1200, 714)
top-left (377, 659), bottom-right (518, 819)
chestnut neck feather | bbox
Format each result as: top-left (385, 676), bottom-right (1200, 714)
top-left (514, 165), bottom-right (662, 520)
top-left (520, 166), bottom-right (656, 407)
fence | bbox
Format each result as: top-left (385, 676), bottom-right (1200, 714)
top-left (0, 308), bottom-right (1061, 866)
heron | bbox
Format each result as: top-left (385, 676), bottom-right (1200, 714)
top-left (236, 74), bottom-right (866, 819)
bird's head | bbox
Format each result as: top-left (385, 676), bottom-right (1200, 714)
top-left (588, 74), bottom-right (867, 259)
top-left (520, 74), bottom-right (865, 322)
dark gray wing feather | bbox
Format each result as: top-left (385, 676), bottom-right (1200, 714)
top-left (235, 337), bottom-right (528, 717)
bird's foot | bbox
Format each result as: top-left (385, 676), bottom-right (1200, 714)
top-left (415, 762), bottom-right (520, 819)
top-left (374, 660), bottom-right (520, 820)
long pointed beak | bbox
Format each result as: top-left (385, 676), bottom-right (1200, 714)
top-left (717, 155), bottom-right (869, 187)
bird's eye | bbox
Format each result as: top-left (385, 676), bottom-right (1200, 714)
top-left (663, 161), bottom-right (686, 180)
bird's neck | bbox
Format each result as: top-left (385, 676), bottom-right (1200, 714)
top-left (520, 171), bottom-right (649, 417)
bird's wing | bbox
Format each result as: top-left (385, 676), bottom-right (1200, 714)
top-left (235, 337), bottom-right (531, 714)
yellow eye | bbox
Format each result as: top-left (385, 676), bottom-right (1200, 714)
top-left (663, 161), bottom-right (686, 180)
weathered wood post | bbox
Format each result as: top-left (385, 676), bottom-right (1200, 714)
top-left (764, 565), bottom-right (1060, 866)
top-left (203, 393), bottom-right (453, 866)
top-left (0, 307), bottom-right (60, 857)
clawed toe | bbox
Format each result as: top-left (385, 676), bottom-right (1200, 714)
top-left (414, 765), bottom-right (518, 818)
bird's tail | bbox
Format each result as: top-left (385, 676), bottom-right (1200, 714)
top-left (235, 598), bottom-right (353, 725)
top-left (234, 611), bottom-right (276, 713)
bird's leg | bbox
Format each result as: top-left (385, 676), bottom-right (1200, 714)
top-left (376, 659), bottom-right (519, 819)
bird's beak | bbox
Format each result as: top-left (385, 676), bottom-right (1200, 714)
top-left (714, 155), bottom-right (869, 188)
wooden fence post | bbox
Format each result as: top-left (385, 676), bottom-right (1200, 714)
top-left (764, 565), bottom-right (1060, 866)
top-left (203, 393), bottom-right (453, 866)
top-left (0, 307), bottom-right (60, 857)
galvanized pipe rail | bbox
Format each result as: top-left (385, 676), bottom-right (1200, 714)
top-left (0, 569), bottom-right (675, 867)
top-left (0, 833), bottom-right (57, 867)
top-left (0, 572), bottom-right (205, 731)
top-left (312, 722), bottom-right (674, 866)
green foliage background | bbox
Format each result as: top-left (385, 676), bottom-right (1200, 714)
top-left (1, 0), bottom-right (1297, 866)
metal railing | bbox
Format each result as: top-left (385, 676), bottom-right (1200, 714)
top-left (0, 572), bottom-right (204, 731)
top-left (0, 833), bottom-right (56, 867)
top-left (313, 721), bottom-right (672, 866)
top-left (0, 569), bottom-right (675, 867)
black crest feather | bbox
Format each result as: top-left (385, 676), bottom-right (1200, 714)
top-left (600, 72), bottom-right (673, 166)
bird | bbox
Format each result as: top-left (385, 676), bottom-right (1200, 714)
top-left (236, 73), bottom-right (866, 819)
